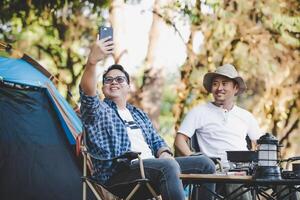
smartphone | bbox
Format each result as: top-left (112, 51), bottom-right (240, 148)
top-left (99, 26), bottom-right (113, 40)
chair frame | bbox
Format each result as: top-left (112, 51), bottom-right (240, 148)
top-left (79, 130), bottom-right (160, 200)
top-left (189, 134), bottom-right (224, 172)
top-left (281, 156), bottom-right (300, 171)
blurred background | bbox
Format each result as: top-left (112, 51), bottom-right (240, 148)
top-left (0, 0), bottom-right (299, 158)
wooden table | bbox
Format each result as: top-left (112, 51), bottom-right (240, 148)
top-left (180, 174), bottom-right (300, 200)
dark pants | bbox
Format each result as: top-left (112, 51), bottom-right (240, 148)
top-left (107, 155), bottom-right (216, 200)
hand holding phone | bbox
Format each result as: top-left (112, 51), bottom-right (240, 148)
top-left (86, 26), bottom-right (113, 65)
top-left (99, 26), bottom-right (113, 41)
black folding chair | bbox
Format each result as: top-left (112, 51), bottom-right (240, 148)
top-left (189, 134), bottom-right (223, 172)
top-left (174, 134), bottom-right (224, 199)
top-left (188, 134), bottom-right (256, 200)
top-left (78, 130), bottom-right (160, 200)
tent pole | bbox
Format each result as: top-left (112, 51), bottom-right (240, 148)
top-left (83, 153), bottom-right (87, 200)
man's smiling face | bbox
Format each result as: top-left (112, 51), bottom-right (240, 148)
top-left (102, 69), bottom-right (130, 101)
top-left (211, 75), bottom-right (239, 106)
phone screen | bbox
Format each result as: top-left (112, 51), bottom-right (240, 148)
top-left (99, 26), bottom-right (113, 40)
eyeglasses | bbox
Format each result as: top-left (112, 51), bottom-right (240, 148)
top-left (103, 76), bottom-right (127, 84)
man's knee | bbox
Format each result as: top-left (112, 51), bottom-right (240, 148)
top-left (206, 157), bottom-right (216, 173)
top-left (162, 159), bottom-right (181, 174)
top-left (195, 155), bottom-right (216, 174)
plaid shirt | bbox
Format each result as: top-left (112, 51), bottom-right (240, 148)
top-left (79, 88), bottom-right (168, 184)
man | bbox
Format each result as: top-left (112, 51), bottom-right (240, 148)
top-left (174, 64), bottom-right (262, 199)
top-left (79, 36), bottom-right (215, 200)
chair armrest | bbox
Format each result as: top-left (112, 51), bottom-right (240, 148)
top-left (287, 156), bottom-right (300, 162)
top-left (281, 156), bottom-right (300, 170)
top-left (209, 157), bottom-right (224, 173)
top-left (117, 151), bottom-right (141, 160)
top-left (190, 153), bottom-right (224, 172)
top-left (88, 150), bottom-right (146, 179)
top-left (209, 157), bottom-right (222, 164)
top-left (190, 152), bottom-right (203, 156)
top-left (85, 149), bottom-right (146, 179)
top-left (86, 150), bottom-right (141, 163)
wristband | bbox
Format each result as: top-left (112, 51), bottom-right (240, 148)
top-left (190, 152), bottom-right (203, 156)
top-left (161, 149), bottom-right (173, 156)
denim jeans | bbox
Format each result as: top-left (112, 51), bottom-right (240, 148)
top-left (106, 155), bottom-right (216, 200)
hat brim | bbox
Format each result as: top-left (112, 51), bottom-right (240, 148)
top-left (203, 72), bottom-right (246, 96)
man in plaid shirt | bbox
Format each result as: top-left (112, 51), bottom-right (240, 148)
top-left (79, 35), bottom-right (215, 200)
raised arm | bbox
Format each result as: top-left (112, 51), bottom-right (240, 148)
top-left (80, 36), bottom-right (114, 96)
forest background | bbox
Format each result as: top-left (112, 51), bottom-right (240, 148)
top-left (0, 0), bottom-right (299, 159)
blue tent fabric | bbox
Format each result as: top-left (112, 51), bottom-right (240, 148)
top-left (0, 56), bottom-right (87, 200)
top-left (0, 57), bottom-right (82, 144)
top-left (0, 57), bottom-right (50, 87)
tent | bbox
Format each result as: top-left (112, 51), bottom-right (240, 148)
top-left (0, 43), bottom-right (84, 200)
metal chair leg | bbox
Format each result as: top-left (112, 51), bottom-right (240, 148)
top-left (86, 180), bottom-right (103, 200)
top-left (126, 184), bottom-right (141, 200)
top-left (83, 180), bottom-right (87, 200)
top-left (145, 183), bottom-right (159, 199)
top-left (82, 149), bottom-right (103, 200)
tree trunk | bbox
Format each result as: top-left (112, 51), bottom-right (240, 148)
top-left (138, 0), bottom-right (168, 129)
top-left (110, 0), bottom-right (127, 63)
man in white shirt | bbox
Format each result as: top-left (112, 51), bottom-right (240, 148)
top-left (174, 64), bottom-right (263, 199)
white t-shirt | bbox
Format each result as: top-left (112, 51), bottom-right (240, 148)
top-left (117, 108), bottom-right (154, 159)
top-left (178, 102), bottom-right (263, 166)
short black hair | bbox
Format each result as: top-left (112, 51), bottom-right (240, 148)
top-left (102, 64), bottom-right (130, 84)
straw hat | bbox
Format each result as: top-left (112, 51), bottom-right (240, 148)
top-left (203, 64), bottom-right (246, 96)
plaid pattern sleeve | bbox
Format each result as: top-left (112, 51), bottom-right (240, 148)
top-left (79, 87), bottom-right (102, 124)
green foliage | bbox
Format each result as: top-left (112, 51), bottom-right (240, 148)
top-left (0, 51), bottom-right (10, 57)
top-left (0, 0), bottom-right (110, 103)
top-left (173, 0), bottom-right (300, 156)
top-left (0, 0), bottom-right (109, 23)
top-left (158, 74), bottom-right (178, 136)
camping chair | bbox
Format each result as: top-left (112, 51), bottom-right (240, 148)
top-left (77, 130), bottom-right (160, 200)
top-left (189, 134), bottom-right (223, 172)
top-left (173, 134), bottom-right (224, 199)
top-left (278, 156), bottom-right (300, 200)
top-left (189, 134), bottom-right (257, 200)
